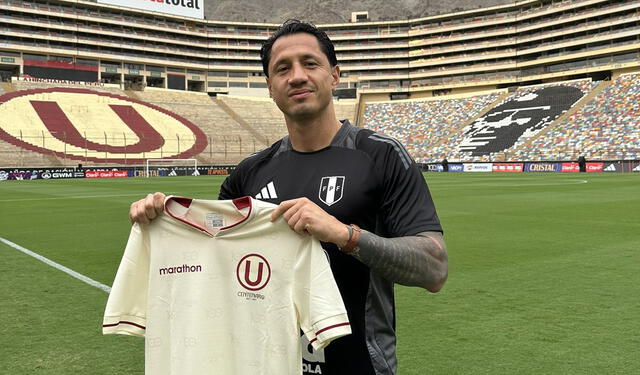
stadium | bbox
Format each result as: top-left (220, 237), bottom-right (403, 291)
top-left (0, 0), bottom-right (638, 374)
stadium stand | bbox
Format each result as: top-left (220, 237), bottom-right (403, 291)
top-left (216, 95), bottom-right (287, 145)
top-left (362, 92), bottom-right (505, 163)
top-left (217, 95), bottom-right (357, 146)
top-left (362, 79), bottom-right (612, 163)
top-left (0, 82), bottom-right (132, 167)
top-left (0, 130), bottom-right (60, 167)
top-left (334, 100), bottom-right (358, 126)
top-left (12, 80), bottom-right (125, 96)
top-left (513, 73), bottom-right (640, 161)
top-left (118, 90), bottom-right (266, 164)
top-left (0, 0), bottom-right (639, 167)
top-left (453, 79), bottom-right (600, 162)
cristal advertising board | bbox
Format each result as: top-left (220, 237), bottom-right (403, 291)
top-left (98, 0), bottom-right (204, 19)
top-left (524, 162), bottom-right (561, 172)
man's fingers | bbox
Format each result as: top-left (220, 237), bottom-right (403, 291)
top-left (293, 220), bottom-right (311, 236)
top-left (270, 199), bottom-right (299, 222)
top-left (281, 201), bottom-right (316, 236)
top-left (144, 194), bottom-right (158, 220)
top-left (129, 192), bottom-right (165, 225)
top-left (129, 200), bottom-right (141, 224)
top-left (284, 203), bottom-right (304, 225)
top-left (153, 192), bottom-right (165, 213)
top-left (288, 209), bottom-right (309, 233)
top-left (268, 197), bottom-right (345, 243)
top-left (135, 200), bottom-right (150, 225)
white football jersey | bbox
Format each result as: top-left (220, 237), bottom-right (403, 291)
top-left (103, 196), bottom-right (351, 375)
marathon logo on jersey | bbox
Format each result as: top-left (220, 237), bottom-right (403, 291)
top-left (319, 176), bottom-right (345, 206)
top-left (236, 254), bottom-right (271, 300)
top-left (159, 264), bottom-right (202, 275)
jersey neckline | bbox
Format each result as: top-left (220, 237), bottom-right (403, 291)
top-left (163, 195), bottom-right (254, 237)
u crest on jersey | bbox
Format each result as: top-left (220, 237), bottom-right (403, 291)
top-left (318, 176), bottom-right (345, 206)
top-left (236, 254), bottom-right (271, 291)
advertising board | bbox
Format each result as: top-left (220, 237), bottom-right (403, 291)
top-left (98, 0), bottom-right (204, 19)
top-left (561, 162), bottom-right (580, 172)
top-left (448, 164), bottom-right (464, 172)
top-left (85, 170), bottom-right (128, 178)
top-left (492, 163), bottom-right (524, 172)
top-left (463, 163), bottom-right (492, 172)
top-left (586, 162), bottom-right (604, 173)
top-left (524, 163), bottom-right (561, 172)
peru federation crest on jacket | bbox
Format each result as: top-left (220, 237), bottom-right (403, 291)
top-left (318, 176), bottom-right (345, 206)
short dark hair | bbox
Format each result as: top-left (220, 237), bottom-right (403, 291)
top-left (260, 19), bottom-right (338, 77)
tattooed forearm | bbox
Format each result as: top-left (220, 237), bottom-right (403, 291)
top-left (352, 231), bottom-right (448, 292)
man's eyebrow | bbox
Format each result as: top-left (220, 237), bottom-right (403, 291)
top-left (272, 53), bottom-right (321, 67)
top-left (300, 53), bottom-right (320, 60)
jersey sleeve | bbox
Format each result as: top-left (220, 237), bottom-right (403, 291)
top-left (362, 131), bottom-right (442, 237)
top-left (294, 237), bottom-right (351, 350)
top-left (102, 223), bottom-right (149, 336)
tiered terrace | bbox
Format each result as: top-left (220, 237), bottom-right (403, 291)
top-left (513, 74), bottom-right (640, 161)
top-left (362, 92), bottom-right (504, 163)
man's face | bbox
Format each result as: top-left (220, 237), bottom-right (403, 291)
top-left (266, 33), bottom-right (340, 121)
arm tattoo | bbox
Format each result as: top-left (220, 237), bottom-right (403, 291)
top-left (352, 231), bottom-right (448, 291)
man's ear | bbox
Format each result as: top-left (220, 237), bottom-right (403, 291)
top-left (331, 65), bottom-right (340, 90)
top-left (266, 77), bottom-right (272, 98)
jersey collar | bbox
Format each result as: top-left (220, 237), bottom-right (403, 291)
top-left (163, 196), bottom-right (254, 237)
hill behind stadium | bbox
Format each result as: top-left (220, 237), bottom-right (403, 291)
top-left (202, 0), bottom-right (516, 23)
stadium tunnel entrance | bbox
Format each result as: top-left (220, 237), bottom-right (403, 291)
top-left (100, 72), bottom-right (122, 85)
top-left (0, 66), bottom-right (19, 82)
top-left (188, 80), bottom-right (205, 92)
top-left (124, 75), bottom-right (145, 90)
top-left (146, 76), bottom-right (165, 89)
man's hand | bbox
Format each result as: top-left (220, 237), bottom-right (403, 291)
top-left (129, 192), bottom-right (165, 224)
top-left (271, 198), bottom-right (349, 247)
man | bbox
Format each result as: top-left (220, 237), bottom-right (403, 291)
top-left (578, 155), bottom-right (587, 173)
top-left (130, 20), bottom-right (448, 375)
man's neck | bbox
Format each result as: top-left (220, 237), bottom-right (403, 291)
top-left (285, 112), bottom-right (343, 152)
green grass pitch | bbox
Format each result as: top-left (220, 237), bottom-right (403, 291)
top-left (0, 173), bottom-right (638, 374)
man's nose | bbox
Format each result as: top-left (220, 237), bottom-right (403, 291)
top-left (288, 63), bottom-right (308, 85)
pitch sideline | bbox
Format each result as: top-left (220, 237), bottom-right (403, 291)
top-left (0, 236), bottom-right (111, 293)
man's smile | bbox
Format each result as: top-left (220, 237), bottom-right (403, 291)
top-left (288, 89), bottom-right (313, 99)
